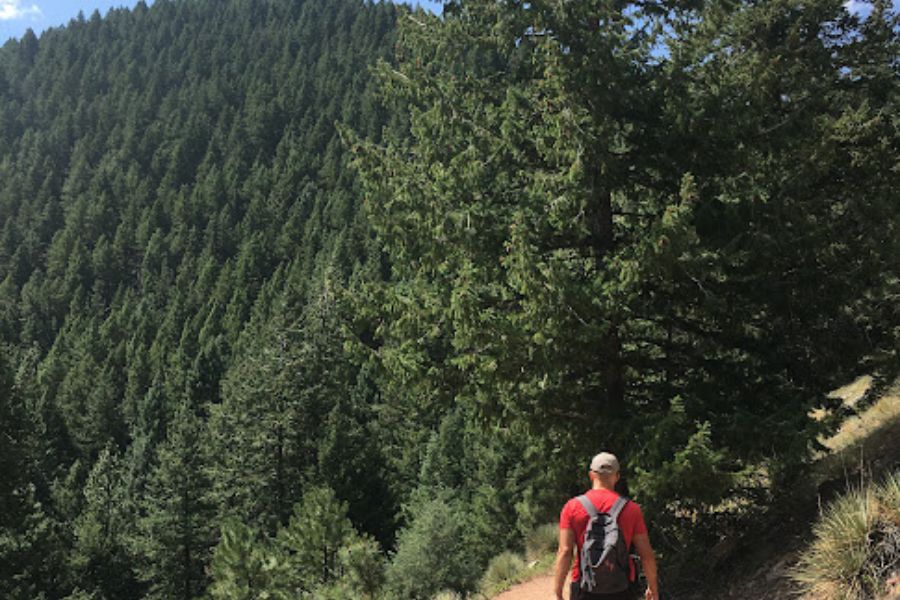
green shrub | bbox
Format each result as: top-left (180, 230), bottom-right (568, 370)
top-left (430, 591), bottom-right (464, 600)
top-left (338, 535), bottom-right (385, 599)
top-left (384, 491), bottom-right (479, 599)
top-left (61, 590), bottom-right (97, 600)
top-left (207, 519), bottom-right (271, 600)
top-left (525, 523), bottom-right (558, 561)
top-left (480, 551), bottom-right (527, 593)
top-left (632, 411), bottom-right (732, 514)
top-left (271, 485), bottom-right (356, 592)
top-left (791, 472), bottom-right (900, 600)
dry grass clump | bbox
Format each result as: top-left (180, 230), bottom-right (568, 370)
top-left (479, 551), bottom-right (527, 594)
top-left (791, 472), bottom-right (900, 599)
top-left (525, 523), bottom-right (559, 561)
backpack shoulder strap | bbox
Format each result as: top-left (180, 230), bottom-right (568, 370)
top-left (609, 496), bottom-right (629, 520)
top-left (576, 494), bottom-right (599, 519)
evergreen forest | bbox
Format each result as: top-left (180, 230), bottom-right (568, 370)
top-left (0, 0), bottom-right (897, 598)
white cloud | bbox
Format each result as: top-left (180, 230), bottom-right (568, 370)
top-left (0, 0), bottom-right (42, 21)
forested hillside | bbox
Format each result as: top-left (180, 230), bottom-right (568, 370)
top-left (0, 0), bottom-right (897, 598)
top-left (1, 0), bottom-right (405, 597)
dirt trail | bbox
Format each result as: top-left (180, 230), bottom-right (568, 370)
top-left (492, 574), bottom-right (569, 600)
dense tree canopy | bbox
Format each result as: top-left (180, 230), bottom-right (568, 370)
top-left (356, 0), bottom-right (899, 506)
top-left (0, 0), bottom-right (896, 597)
top-left (0, 0), bottom-right (404, 597)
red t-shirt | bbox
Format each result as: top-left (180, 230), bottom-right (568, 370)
top-left (559, 488), bottom-right (648, 582)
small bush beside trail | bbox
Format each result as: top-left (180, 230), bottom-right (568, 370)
top-left (431, 591), bottom-right (464, 600)
top-left (525, 523), bottom-right (559, 561)
top-left (791, 473), bottom-right (900, 600)
top-left (480, 551), bottom-right (527, 594)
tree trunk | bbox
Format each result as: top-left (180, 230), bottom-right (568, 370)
top-left (590, 165), bottom-right (624, 413)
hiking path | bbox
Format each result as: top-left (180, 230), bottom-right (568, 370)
top-left (492, 574), bottom-right (568, 600)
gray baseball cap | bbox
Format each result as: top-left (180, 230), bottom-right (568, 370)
top-left (590, 452), bottom-right (620, 474)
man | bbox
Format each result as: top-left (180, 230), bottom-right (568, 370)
top-left (553, 453), bottom-right (659, 600)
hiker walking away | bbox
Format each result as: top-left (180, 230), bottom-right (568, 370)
top-left (552, 453), bottom-right (659, 600)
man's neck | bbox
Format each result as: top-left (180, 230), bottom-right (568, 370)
top-left (591, 482), bottom-right (615, 492)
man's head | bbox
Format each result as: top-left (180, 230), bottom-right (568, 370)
top-left (588, 452), bottom-right (620, 489)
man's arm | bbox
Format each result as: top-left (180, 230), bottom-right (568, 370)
top-left (632, 533), bottom-right (658, 600)
top-left (553, 527), bottom-right (574, 600)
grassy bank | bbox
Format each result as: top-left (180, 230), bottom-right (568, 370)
top-left (791, 472), bottom-right (900, 599)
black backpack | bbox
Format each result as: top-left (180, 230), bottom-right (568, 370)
top-left (577, 495), bottom-right (630, 594)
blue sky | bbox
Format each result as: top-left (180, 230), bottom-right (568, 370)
top-left (2, 0), bottom-right (140, 42)
top-left (1, 0), bottom-right (891, 45)
top-left (0, 0), bottom-right (443, 43)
